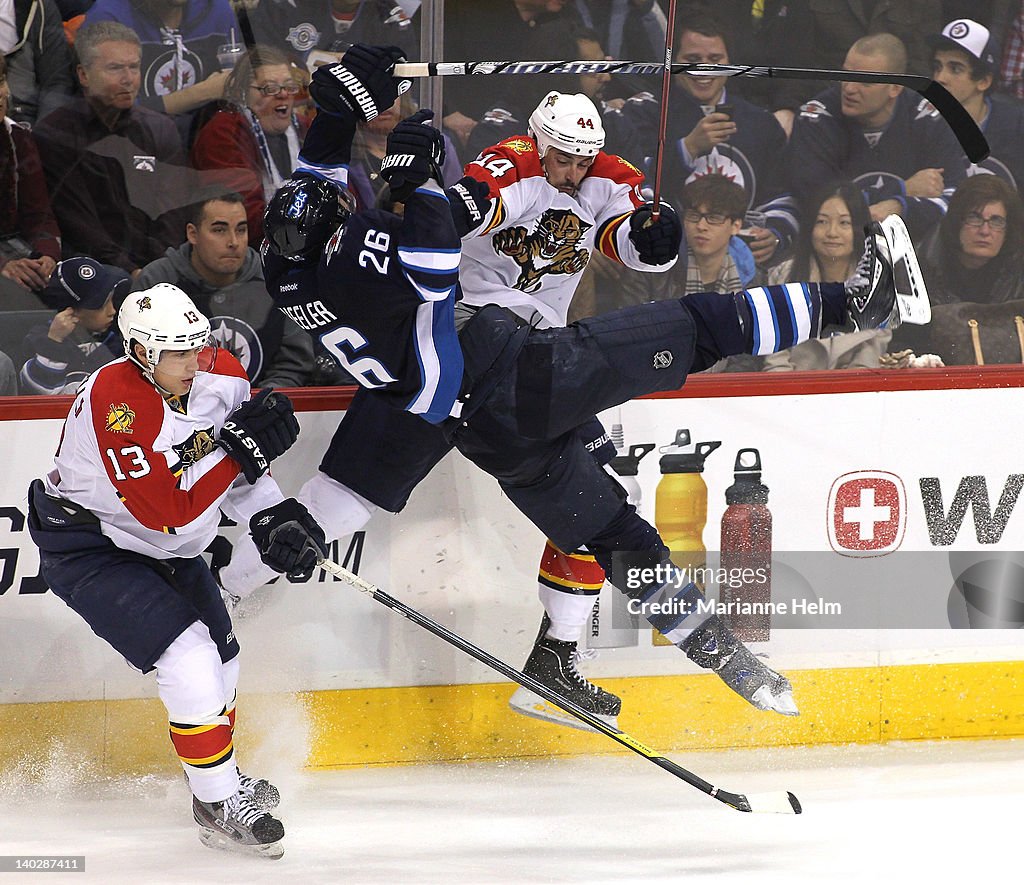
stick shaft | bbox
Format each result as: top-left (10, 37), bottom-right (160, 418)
top-left (317, 558), bottom-right (759, 811)
top-left (650, 0), bottom-right (678, 220)
top-left (393, 61), bottom-right (988, 162)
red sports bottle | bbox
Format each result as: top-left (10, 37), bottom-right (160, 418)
top-left (719, 448), bottom-right (772, 641)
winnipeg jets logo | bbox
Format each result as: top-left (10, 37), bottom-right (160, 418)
top-left (144, 48), bottom-right (202, 97)
top-left (287, 191), bottom-right (308, 218)
top-left (287, 23), bottom-right (321, 52)
top-left (798, 99), bottom-right (831, 121)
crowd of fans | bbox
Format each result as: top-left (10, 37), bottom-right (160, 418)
top-left (1, 0), bottom-right (1023, 395)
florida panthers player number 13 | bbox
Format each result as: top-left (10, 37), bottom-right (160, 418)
top-left (28, 284), bottom-right (326, 859)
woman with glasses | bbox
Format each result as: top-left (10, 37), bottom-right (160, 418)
top-left (918, 174), bottom-right (1024, 307)
top-left (191, 45), bottom-right (308, 247)
top-left (890, 174), bottom-right (1024, 365)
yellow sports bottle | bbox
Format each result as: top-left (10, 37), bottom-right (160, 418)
top-left (653, 429), bottom-right (721, 645)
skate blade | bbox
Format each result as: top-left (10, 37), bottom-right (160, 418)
top-left (880, 215), bottom-right (931, 326)
top-left (197, 827), bottom-right (285, 860)
top-left (509, 687), bottom-right (619, 733)
top-left (751, 685), bottom-right (800, 716)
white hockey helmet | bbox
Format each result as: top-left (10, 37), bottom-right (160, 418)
top-left (119, 284), bottom-right (213, 372)
top-left (528, 91), bottom-right (605, 159)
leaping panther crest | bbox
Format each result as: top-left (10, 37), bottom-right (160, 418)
top-left (493, 208), bottom-right (592, 293)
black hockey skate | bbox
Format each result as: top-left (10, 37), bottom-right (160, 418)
top-left (509, 615), bottom-right (622, 731)
top-left (681, 615), bottom-right (799, 716)
top-left (193, 790), bottom-right (285, 859)
top-left (237, 768), bottom-right (280, 812)
top-left (846, 215), bottom-right (930, 331)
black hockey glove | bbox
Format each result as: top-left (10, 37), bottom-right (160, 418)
top-left (446, 175), bottom-right (492, 237)
top-left (218, 389), bottom-right (300, 485)
top-left (249, 498), bottom-right (328, 581)
top-left (309, 43), bottom-right (410, 122)
top-left (379, 109), bottom-right (446, 203)
top-left (629, 202), bottom-right (682, 266)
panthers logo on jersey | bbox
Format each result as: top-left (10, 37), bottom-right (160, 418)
top-left (171, 428), bottom-right (217, 474)
top-left (493, 208), bottom-right (592, 293)
top-left (105, 403), bottom-right (136, 434)
top-left (503, 138), bottom-right (535, 155)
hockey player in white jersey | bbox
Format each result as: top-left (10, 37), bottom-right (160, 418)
top-left (454, 90), bottom-right (684, 728)
top-left (27, 285), bottom-right (326, 859)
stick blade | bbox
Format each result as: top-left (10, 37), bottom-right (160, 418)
top-left (715, 788), bottom-right (802, 814)
top-left (745, 790), bottom-right (803, 814)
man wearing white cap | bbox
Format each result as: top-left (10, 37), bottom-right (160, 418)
top-left (929, 18), bottom-right (1024, 188)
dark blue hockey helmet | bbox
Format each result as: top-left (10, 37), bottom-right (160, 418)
top-left (264, 175), bottom-right (357, 261)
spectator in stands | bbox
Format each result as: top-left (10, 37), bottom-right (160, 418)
top-left (999, 0), bottom-right (1024, 98)
top-left (462, 22), bottom-right (632, 160)
top-left (20, 256), bottom-right (129, 394)
top-left (892, 175), bottom-right (1024, 366)
top-left (762, 181), bottom-right (891, 370)
top-left (573, 0), bottom-right (665, 68)
top-left (244, 0), bottom-right (417, 74)
top-left (929, 18), bottom-right (1024, 189)
top-left (2, 0), bottom-right (75, 125)
top-left (0, 54), bottom-right (62, 308)
top-left (133, 191), bottom-right (313, 388)
top-left (83, 0), bottom-right (240, 144)
top-left (442, 0), bottom-right (572, 155)
top-left (33, 22), bottom-right (189, 276)
top-left (663, 12), bottom-right (796, 267)
top-left (918, 175), bottom-right (1024, 308)
top-left (679, 175), bottom-right (763, 294)
top-left (787, 33), bottom-right (966, 239)
top-left (348, 93), bottom-right (461, 212)
top-left (607, 176), bottom-right (762, 319)
top-left (768, 181), bottom-right (868, 286)
top-left (191, 44), bottom-right (307, 246)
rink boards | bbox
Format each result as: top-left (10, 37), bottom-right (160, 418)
top-left (1, 368), bottom-right (1023, 773)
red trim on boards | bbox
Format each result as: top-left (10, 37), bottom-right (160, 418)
top-left (1, 367), bottom-right (1021, 421)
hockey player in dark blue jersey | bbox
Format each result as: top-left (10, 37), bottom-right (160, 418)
top-left (222, 43), bottom-right (931, 726)
top-left (788, 34), bottom-right (966, 238)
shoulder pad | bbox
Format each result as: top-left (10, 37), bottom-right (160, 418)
top-left (589, 151), bottom-right (644, 186)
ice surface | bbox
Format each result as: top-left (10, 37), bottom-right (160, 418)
top-left (1, 738), bottom-right (1019, 884)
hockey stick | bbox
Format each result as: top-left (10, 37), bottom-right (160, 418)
top-left (317, 557), bottom-right (801, 815)
top-left (649, 0), bottom-right (678, 221)
top-left (394, 61), bottom-right (989, 163)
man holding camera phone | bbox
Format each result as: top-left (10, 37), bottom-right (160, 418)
top-left (664, 13), bottom-right (796, 266)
